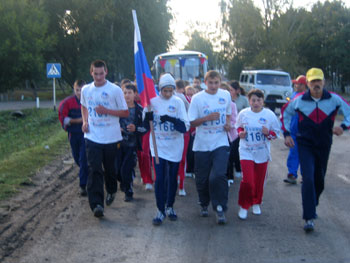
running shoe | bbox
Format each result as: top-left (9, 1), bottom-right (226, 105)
top-left (304, 220), bottom-right (315, 233)
top-left (166, 207), bottom-right (178, 221)
top-left (152, 210), bottom-right (166, 226)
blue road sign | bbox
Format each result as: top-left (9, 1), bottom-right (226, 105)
top-left (47, 63), bottom-right (61, 78)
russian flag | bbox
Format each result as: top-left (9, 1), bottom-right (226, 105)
top-left (132, 10), bottom-right (157, 108)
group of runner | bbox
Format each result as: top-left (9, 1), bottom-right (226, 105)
top-left (59, 60), bottom-right (350, 233)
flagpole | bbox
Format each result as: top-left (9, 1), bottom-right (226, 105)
top-left (132, 10), bottom-right (159, 164)
top-left (148, 107), bottom-right (159, 164)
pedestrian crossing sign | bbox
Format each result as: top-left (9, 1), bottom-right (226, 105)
top-left (47, 63), bottom-right (61, 78)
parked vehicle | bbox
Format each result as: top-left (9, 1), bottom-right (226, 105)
top-left (239, 70), bottom-right (293, 111)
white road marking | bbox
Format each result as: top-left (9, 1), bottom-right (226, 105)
top-left (337, 174), bottom-right (350, 184)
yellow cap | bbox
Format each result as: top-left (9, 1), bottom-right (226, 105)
top-left (306, 68), bottom-right (324, 82)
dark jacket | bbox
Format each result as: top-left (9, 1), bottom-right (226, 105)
top-left (281, 89), bottom-right (350, 149)
top-left (58, 95), bottom-right (83, 134)
top-left (120, 102), bottom-right (147, 151)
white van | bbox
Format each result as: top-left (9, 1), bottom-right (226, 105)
top-left (239, 70), bottom-right (293, 110)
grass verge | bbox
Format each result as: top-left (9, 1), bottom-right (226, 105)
top-left (0, 109), bottom-right (69, 201)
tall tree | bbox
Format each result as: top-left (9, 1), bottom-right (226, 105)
top-left (43, 0), bottom-right (173, 85)
top-left (0, 0), bottom-right (56, 92)
top-left (220, 0), bottom-right (264, 78)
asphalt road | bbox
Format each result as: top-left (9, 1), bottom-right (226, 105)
top-left (0, 100), bottom-right (61, 111)
top-left (1, 126), bottom-right (350, 263)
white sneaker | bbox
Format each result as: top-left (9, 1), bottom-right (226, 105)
top-left (235, 171), bottom-right (242, 178)
top-left (179, 189), bottom-right (186, 196)
top-left (252, 204), bottom-right (261, 215)
top-left (228, 179), bottom-right (234, 187)
top-left (238, 206), bottom-right (248, 220)
top-left (145, 183), bottom-right (153, 191)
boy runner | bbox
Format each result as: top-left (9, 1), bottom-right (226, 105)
top-left (188, 70), bottom-right (232, 224)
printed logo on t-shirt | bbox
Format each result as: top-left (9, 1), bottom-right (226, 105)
top-left (258, 117), bottom-right (267, 125)
top-left (101, 91), bottom-right (109, 100)
top-left (168, 105), bottom-right (176, 113)
top-left (218, 98), bottom-right (226, 104)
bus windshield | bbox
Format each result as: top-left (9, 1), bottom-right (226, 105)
top-left (152, 51), bottom-right (208, 83)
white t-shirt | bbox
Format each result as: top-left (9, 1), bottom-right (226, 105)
top-left (174, 91), bottom-right (190, 111)
top-left (146, 95), bottom-right (189, 162)
top-left (188, 89), bottom-right (232, 152)
top-left (81, 80), bottom-right (128, 144)
top-left (236, 107), bottom-right (280, 163)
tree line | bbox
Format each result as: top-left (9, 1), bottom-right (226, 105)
top-left (1, 0), bottom-right (349, 93)
top-left (218, 0), bottom-right (350, 90)
top-left (0, 0), bottom-right (172, 92)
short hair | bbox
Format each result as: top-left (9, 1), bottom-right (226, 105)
top-left (229, 80), bottom-right (240, 90)
top-left (204, 70), bottom-right (221, 82)
top-left (247, 89), bottom-right (264, 99)
top-left (176, 79), bottom-right (185, 90)
top-left (124, 83), bottom-right (137, 93)
top-left (220, 82), bottom-right (230, 92)
top-left (74, 79), bottom-right (86, 88)
top-left (185, 85), bottom-right (196, 93)
top-left (121, 78), bottom-right (131, 86)
top-left (194, 76), bottom-right (201, 81)
top-left (90, 59), bottom-right (107, 72)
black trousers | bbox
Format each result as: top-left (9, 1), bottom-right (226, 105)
top-left (194, 146), bottom-right (230, 211)
top-left (227, 137), bottom-right (241, 179)
top-left (186, 133), bottom-right (195, 173)
top-left (118, 144), bottom-right (137, 197)
top-left (85, 139), bottom-right (120, 211)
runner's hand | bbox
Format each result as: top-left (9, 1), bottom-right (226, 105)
top-left (333, 126), bottom-right (343, 136)
top-left (95, 105), bottom-right (109, 115)
top-left (262, 126), bottom-right (269, 136)
top-left (238, 128), bottom-right (247, 139)
top-left (127, 124), bottom-right (136, 132)
top-left (82, 122), bottom-right (89, 133)
top-left (206, 112), bottom-right (220, 121)
top-left (284, 136), bottom-right (295, 148)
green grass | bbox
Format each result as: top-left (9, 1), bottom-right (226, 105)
top-left (0, 109), bottom-right (70, 200)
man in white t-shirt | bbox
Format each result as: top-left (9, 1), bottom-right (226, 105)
top-left (81, 60), bottom-right (129, 218)
top-left (188, 70), bottom-right (232, 224)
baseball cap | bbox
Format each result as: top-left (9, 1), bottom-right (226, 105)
top-left (159, 73), bottom-right (175, 90)
top-left (292, 75), bottom-right (307, 85)
top-left (306, 68), bottom-right (324, 82)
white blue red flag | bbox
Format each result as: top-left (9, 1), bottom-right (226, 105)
top-left (132, 10), bottom-right (157, 108)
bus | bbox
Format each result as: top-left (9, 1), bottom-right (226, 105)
top-left (152, 51), bottom-right (208, 84)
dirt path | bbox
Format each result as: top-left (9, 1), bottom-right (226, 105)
top-left (1, 134), bottom-right (350, 263)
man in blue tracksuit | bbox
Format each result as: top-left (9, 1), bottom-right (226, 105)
top-left (281, 68), bottom-right (350, 232)
top-left (58, 80), bottom-right (88, 196)
top-left (283, 75), bottom-right (307, 184)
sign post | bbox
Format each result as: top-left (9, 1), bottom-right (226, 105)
top-left (46, 63), bottom-right (61, 111)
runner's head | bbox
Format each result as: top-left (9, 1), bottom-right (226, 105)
top-left (90, 60), bottom-right (108, 87)
top-left (204, 70), bottom-right (221, 95)
top-left (73, 80), bottom-right (86, 100)
top-left (159, 73), bottom-right (175, 100)
top-left (306, 68), bottom-right (324, 99)
top-left (123, 83), bottom-right (137, 104)
top-left (247, 89), bottom-right (264, 113)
